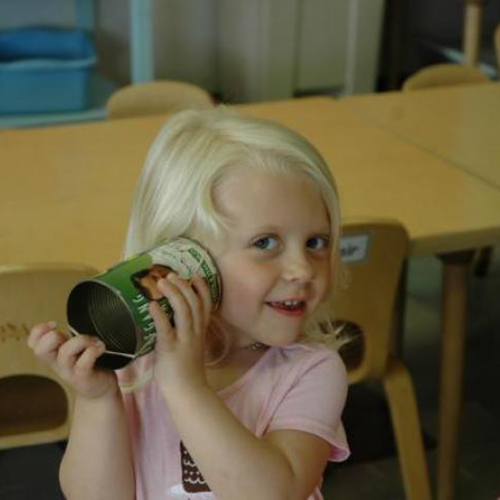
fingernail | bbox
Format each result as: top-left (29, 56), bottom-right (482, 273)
top-left (48, 321), bottom-right (57, 329)
top-left (93, 338), bottom-right (106, 350)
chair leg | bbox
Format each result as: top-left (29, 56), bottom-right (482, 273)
top-left (473, 246), bottom-right (492, 277)
top-left (390, 259), bottom-right (408, 357)
top-left (382, 358), bottom-right (432, 500)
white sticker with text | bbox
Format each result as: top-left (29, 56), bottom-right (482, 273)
top-left (339, 233), bottom-right (370, 264)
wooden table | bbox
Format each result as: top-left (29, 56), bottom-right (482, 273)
top-left (2, 97), bottom-right (500, 500)
top-left (2, 97), bottom-right (499, 265)
top-left (338, 83), bottom-right (500, 189)
top-left (339, 85), bottom-right (500, 500)
top-left (0, 116), bottom-right (162, 269)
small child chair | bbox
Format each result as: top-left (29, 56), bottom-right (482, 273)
top-left (336, 219), bottom-right (432, 500)
top-left (402, 63), bottom-right (490, 91)
top-left (0, 263), bottom-right (98, 450)
top-left (105, 80), bottom-right (214, 119)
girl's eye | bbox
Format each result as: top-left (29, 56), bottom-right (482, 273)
top-left (307, 236), bottom-right (330, 251)
top-left (253, 236), bottom-right (279, 251)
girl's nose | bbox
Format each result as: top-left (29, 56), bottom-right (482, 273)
top-left (282, 252), bottom-right (314, 282)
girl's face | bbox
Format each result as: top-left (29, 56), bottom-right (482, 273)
top-left (211, 169), bottom-right (334, 349)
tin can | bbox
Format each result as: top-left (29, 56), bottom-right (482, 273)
top-left (66, 238), bottom-right (221, 370)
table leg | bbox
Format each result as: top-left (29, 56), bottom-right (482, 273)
top-left (437, 251), bottom-right (474, 500)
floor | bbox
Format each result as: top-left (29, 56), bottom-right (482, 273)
top-left (0, 251), bottom-right (499, 500)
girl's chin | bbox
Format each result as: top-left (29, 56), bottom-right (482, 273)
top-left (210, 317), bottom-right (306, 349)
top-left (260, 331), bottom-right (304, 348)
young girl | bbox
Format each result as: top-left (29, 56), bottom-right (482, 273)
top-left (28, 107), bottom-right (350, 500)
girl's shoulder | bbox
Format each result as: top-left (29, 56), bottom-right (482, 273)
top-left (227, 342), bottom-right (346, 396)
top-left (115, 343), bottom-right (346, 395)
top-left (269, 342), bottom-right (345, 373)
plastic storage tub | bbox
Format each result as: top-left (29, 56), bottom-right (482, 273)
top-left (0, 27), bottom-right (96, 114)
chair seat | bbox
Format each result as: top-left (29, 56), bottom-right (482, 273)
top-left (105, 80), bottom-right (214, 119)
top-left (402, 63), bottom-right (490, 91)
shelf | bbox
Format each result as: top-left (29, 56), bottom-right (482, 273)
top-left (0, 72), bottom-right (117, 129)
top-left (0, 0), bottom-right (153, 129)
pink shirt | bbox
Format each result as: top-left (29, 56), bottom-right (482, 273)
top-left (117, 343), bottom-right (350, 499)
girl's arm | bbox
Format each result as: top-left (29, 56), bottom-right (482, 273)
top-left (151, 275), bottom-right (332, 500)
top-left (166, 383), bottom-right (331, 500)
top-left (28, 323), bottom-right (135, 500)
top-left (60, 388), bottom-right (135, 500)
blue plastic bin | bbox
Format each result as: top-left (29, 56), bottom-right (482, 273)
top-left (0, 27), bottom-right (97, 114)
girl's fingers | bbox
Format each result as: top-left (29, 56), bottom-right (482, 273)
top-left (73, 343), bottom-right (106, 373)
top-left (191, 276), bottom-right (213, 327)
top-left (57, 335), bottom-right (104, 374)
top-left (28, 321), bottom-right (58, 349)
top-left (32, 328), bottom-right (67, 364)
top-left (149, 300), bottom-right (176, 350)
top-left (163, 275), bottom-right (200, 340)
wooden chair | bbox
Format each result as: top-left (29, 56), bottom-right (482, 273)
top-left (105, 80), bottom-right (214, 119)
top-left (0, 263), bottom-right (98, 450)
top-left (336, 219), bottom-right (431, 500)
top-left (402, 63), bottom-right (490, 91)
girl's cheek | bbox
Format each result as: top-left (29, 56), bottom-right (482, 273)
top-left (317, 264), bottom-right (334, 300)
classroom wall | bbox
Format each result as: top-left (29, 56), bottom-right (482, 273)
top-left (3, 0), bottom-right (496, 97)
top-left (0, 0), bottom-right (383, 98)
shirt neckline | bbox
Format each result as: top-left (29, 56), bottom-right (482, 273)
top-left (216, 346), bottom-right (275, 398)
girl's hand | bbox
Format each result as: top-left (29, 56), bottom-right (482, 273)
top-left (28, 322), bottom-right (118, 400)
top-left (150, 274), bottom-right (213, 395)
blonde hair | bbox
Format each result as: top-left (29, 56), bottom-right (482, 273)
top-left (124, 106), bottom-right (343, 357)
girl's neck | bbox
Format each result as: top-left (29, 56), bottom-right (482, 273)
top-left (205, 319), bottom-right (269, 366)
top-left (236, 341), bottom-right (269, 351)
top-left (205, 343), bottom-right (270, 392)
top-left (205, 339), bottom-right (269, 366)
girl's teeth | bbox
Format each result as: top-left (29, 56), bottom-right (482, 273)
top-left (272, 300), bottom-right (303, 309)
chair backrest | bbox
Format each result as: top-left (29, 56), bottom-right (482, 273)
top-left (334, 219), bottom-right (408, 383)
top-left (402, 63), bottom-right (490, 91)
top-left (0, 263), bottom-right (98, 450)
top-left (494, 23), bottom-right (500, 70)
top-left (105, 80), bottom-right (214, 119)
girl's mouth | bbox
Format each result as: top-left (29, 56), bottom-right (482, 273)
top-left (266, 300), bottom-right (307, 317)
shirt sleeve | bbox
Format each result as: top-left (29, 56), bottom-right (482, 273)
top-left (116, 351), bottom-right (155, 394)
top-left (266, 348), bottom-right (350, 462)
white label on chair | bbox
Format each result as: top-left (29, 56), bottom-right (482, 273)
top-left (339, 233), bottom-right (370, 263)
